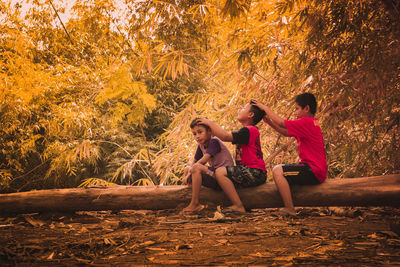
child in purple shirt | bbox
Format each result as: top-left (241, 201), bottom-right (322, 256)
top-left (182, 119), bottom-right (234, 213)
top-left (198, 102), bottom-right (267, 214)
top-left (254, 93), bottom-right (327, 216)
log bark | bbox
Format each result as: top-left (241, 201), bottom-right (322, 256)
top-left (0, 174), bottom-right (399, 215)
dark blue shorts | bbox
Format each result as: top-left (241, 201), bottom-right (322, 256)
top-left (282, 163), bottom-right (320, 185)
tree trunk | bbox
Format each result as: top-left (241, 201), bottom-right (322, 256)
top-left (0, 174), bottom-right (399, 215)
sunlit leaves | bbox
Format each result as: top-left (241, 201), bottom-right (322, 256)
top-left (221, 0), bottom-right (251, 19)
top-left (78, 177), bottom-right (117, 187)
top-left (154, 0), bottom-right (400, 182)
top-left (0, 0), bottom-right (398, 193)
top-left (96, 64), bottom-right (156, 126)
top-left (153, 50), bottom-right (190, 80)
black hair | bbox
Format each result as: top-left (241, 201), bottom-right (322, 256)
top-left (295, 93), bottom-right (317, 115)
top-left (249, 103), bottom-right (266, 125)
top-left (190, 118), bottom-right (210, 130)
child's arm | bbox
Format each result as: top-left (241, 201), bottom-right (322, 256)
top-left (253, 100), bottom-right (285, 127)
top-left (197, 118), bottom-right (233, 142)
top-left (183, 153), bottom-right (211, 184)
top-left (253, 100), bottom-right (290, 136)
top-left (195, 154), bottom-right (212, 165)
top-left (263, 115), bottom-right (290, 137)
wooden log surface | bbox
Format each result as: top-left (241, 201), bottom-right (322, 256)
top-left (0, 174), bottom-right (399, 215)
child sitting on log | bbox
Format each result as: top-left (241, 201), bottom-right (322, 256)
top-left (182, 118), bottom-right (234, 213)
top-left (253, 93), bottom-right (327, 216)
top-left (197, 101), bottom-right (267, 214)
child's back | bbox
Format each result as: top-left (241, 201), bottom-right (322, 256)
top-left (285, 116), bottom-right (327, 182)
top-left (233, 125), bottom-right (266, 171)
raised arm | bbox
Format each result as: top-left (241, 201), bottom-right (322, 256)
top-left (263, 116), bottom-right (290, 137)
top-left (197, 119), bottom-right (233, 142)
top-left (252, 100), bottom-right (290, 137)
top-left (252, 100), bottom-right (286, 128)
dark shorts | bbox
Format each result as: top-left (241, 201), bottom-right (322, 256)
top-left (282, 163), bottom-right (320, 186)
top-left (187, 167), bottom-right (221, 190)
top-left (226, 165), bottom-right (266, 188)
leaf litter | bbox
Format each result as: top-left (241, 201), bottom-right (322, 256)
top-left (0, 207), bottom-right (399, 265)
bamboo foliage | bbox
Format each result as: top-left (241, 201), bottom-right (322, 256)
top-left (152, 0), bottom-right (399, 183)
top-left (0, 0), bottom-right (398, 192)
top-left (96, 63), bottom-right (157, 126)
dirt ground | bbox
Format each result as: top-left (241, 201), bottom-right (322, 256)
top-left (1, 205), bottom-right (400, 266)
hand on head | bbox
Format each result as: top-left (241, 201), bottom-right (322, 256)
top-left (251, 100), bottom-right (270, 122)
top-left (197, 118), bottom-right (211, 125)
top-left (250, 99), bottom-right (266, 109)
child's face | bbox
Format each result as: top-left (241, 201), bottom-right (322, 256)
top-left (191, 125), bottom-right (212, 146)
top-left (295, 103), bottom-right (308, 118)
top-left (237, 103), bottom-right (253, 123)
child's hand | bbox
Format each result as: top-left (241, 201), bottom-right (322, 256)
top-left (182, 175), bottom-right (188, 185)
top-left (182, 173), bottom-right (191, 185)
top-left (197, 118), bottom-right (212, 126)
top-left (182, 166), bottom-right (192, 185)
top-left (251, 99), bottom-right (267, 111)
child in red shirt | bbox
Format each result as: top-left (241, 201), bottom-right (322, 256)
top-left (254, 93), bottom-right (327, 216)
top-left (198, 102), bottom-right (267, 213)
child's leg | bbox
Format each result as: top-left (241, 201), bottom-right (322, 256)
top-left (182, 166), bottom-right (191, 185)
top-left (272, 165), bottom-right (296, 215)
top-left (183, 163), bottom-right (208, 212)
top-left (215, 167), bottom-right (245, 213)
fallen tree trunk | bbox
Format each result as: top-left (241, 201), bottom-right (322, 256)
top-left (0, 174), bottom-right (399, 215)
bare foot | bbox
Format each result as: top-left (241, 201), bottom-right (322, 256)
top-left (182, 204), bottom-right (204, 214)
top-left (228, 205), bottom-right (246, 213)
top-left (279, 207), bottom-right (297, 216)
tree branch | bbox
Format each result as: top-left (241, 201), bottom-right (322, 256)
top-left (48, 0), bottom-right (74, 45)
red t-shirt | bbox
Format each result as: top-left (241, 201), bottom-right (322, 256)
top-left (285, 117), bottom-right (327, 182)
top-left (232, 126), bottom-right (266, 172)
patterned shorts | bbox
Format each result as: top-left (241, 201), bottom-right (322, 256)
top-left (226, 165), bottom-right (267, 188)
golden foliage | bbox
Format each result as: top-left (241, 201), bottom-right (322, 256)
top-left (96, 63), bottom-right (157, 126)
top-left (78, 178), bottom-right (117, 188)
top-left (0, 0), bottom-right (399, 192)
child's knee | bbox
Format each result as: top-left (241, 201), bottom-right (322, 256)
top-left (215, 167), bottom-right (227, 178)
top-left (272, 165), bottom-right (283, 177)
top-left (191, 163), bottom-right (203, 173)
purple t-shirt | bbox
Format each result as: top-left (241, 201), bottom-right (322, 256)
top-left (231, 126), bottom-right (266, 171)
top-left (285, 117), bottom-right (327, 182)
top-left (194, 137), bottom-right (234, 172)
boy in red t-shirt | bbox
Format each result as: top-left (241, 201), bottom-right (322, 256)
top-left (198, 102), bottom-right (267, 214)
top-left (254, 93), bottom-right (327, 216)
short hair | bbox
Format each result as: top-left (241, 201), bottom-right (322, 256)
top-left (190, 118), bottom-right (210, 130)
top-left (295, 93), bottom-right (317, 114)
top-left (249, 103), bottom-right (266, 125)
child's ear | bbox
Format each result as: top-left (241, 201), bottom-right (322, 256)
top-left (304, 105), bottom-right (310, 113)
